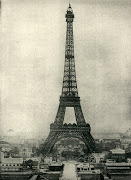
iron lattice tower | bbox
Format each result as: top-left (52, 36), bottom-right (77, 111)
top-left (42, 4), bottom-right (95, 155)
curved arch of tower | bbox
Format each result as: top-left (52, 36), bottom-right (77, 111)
top-left (42, 4), bottom-right (96, 156)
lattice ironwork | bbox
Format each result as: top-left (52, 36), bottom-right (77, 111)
top-left (41, 128), bottom-right (96, 155)
top-left (54, 104), bottom-right (66, 125)
top-left (62, 4), bottom-right (78, 97)
top-left (74, 106), bottom-right (86, 125)
top-left (41, 4), bottom-right (96, 156)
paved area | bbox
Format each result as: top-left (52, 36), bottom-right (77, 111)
top-left (61, 161), bottom-right (78, 180)
top-left (29, 175), bottom-right (38, 180)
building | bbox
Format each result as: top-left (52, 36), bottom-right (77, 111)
top-left (110, 147), bottom-right (126, 162)
top-left (0, 141), bottom-right (12, 158)
top-left (89, 152), bottom-right (108, 164)
top-left (122, 128), bottom-right (131, 141)
top-left (121, 129), bottom-right (131, 149)
top-left (93, 133), bottom-right (122, 152)
top-left (19, 146), bottom-right (32, 158)
top-left (0, 141), bottom-right (11, 149)
top-left (125, 143), bottom-right (131, 159)
top-left (0, 152), bottom-right (23, 172)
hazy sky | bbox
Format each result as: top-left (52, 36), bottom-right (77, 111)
top-left (1, 0), bottom-right (131, 137)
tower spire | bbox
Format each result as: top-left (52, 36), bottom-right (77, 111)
top-left (69, 1), bottom-right (71, 8)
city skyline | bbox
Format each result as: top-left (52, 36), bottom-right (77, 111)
top-left (1, 0), bottom-right (131, 138)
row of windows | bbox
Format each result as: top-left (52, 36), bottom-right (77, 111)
top-left (1, 168), bottom-right (21, 171)
top-left (1, 164), bottom-right (22, 166)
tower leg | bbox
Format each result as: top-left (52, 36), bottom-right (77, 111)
top-left (54, 105), bottom-right (66, 125)
top-left (41, 131), bottom-right (60, 155)
top-left (74, 106), bottom-right (86, 125)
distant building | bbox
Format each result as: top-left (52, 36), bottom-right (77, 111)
top-left (121, 129), bottom-right (131, 149)
top-left (120, 129), bottom-right (131, 150)
top-left (123, 128), bottom-right (131, 140)
top-left (0, 141), bottom-right (12, 158)
top-left (44, 156), bottom-right (53, 164)
top-left (93, 133), bottom-right (122, 142)
top-left (19, 146), bottom-right (32, 158)
top-left (0, 141), bottom-right (11, 149)
top-left (1, 135), bottom-right (21, 144)
top-left (53, 137), bottom-right (86, 157)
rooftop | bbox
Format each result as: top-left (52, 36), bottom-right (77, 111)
top-left (110, 148), bottom-right (125, 154)
top-left (1, 156), bottom-right (23, 164)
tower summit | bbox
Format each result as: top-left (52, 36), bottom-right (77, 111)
top-left (41, 4), bottom-right (95, 155)
top-left (66, 3), bottom-right (74, 21)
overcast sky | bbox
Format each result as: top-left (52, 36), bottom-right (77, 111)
top-left (1, 0), bottom-right (131, 138)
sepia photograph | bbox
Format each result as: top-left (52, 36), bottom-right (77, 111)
top-left (0, 0), bottom-right (131, 179)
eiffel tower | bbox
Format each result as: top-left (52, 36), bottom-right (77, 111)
top-left (42, 4), bottom-right (95, 155)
